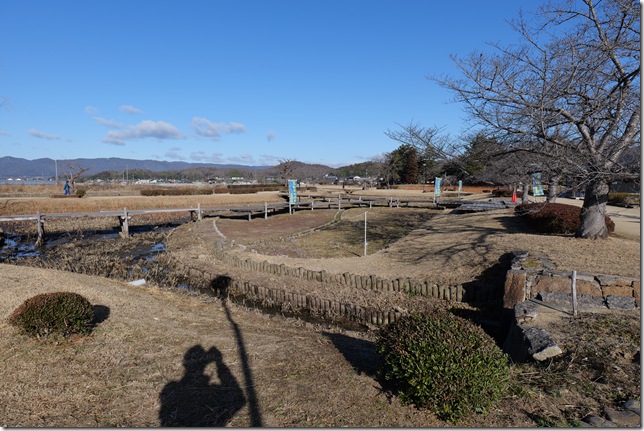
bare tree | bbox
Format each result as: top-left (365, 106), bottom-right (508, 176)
top-left (64, 162), bottom-right (90, 193)
top-left (433, 0), bottom-right (640, 239)
top-left (277, 159), bottom-right (296, 184)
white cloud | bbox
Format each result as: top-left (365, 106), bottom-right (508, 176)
top-left (228, 154), bottom-right (256, 164)
top-left (84, 105), bottom-right (100, 116)
top-left (190, 151), bottom-right (225, 163)
top-left (192, 117), bottom-right (247, 141)
top-left (258, 154), bottom-right (282, 165)
top-left (94, 117), bottom-right (124, 129)
top-left (102, 120), bottom-right (184, 145)
top-left (29, 129), bottom-right (61, 140)
top-left (164, 147), bottom-right (185, 160)
top-left (119, 105), bottom-right (144, 114)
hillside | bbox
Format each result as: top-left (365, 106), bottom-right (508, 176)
top-left (0, 156), bottom-right (271, 178)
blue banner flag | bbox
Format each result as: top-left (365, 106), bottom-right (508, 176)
top-left (288, 180), bottom-right (298, 204)
top-left (434, 177), bottom-right (442, 197)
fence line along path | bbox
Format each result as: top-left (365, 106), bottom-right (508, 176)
top-left (0, 194), bottom-right (448, 247)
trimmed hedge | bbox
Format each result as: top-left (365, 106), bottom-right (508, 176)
top-left (8, 292), bottom-right (94, 339)
top-left (140, 188), bottom-right (215, 196)
top-left (376, 310), bottom-right (509, 422)
top-left (515, 202), bottom-right (615, 234)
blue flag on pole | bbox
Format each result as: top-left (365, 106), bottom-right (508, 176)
top-left (288, 180), bottom-right (298, 204)
top-left (434, 177), bottom-right (442, 197)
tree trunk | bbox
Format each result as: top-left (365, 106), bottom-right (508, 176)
top-left (546, 175), bottom-right (559, 203)
top-left (576, 179), bottom-right (610, 239)
top-left (521, 182), bottom-right (530, 204)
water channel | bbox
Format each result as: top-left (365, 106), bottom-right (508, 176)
top-left (0, 220), bottom-right (369, 332)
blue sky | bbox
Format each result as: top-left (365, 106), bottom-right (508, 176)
top-left (1, 0), bottom-right (539, 168)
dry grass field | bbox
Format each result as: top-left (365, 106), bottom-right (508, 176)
top-left (0, 184), bottom-right (640, 427)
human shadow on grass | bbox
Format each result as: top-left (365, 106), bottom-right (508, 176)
top-left (159, 344), bottom-right (245, 427)
top-left (209, 275), bottom-right (264, 427)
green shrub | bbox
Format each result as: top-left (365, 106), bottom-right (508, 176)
top-left (515, 203), bottom-right (615, 234)
top-left (376, 310), bottom-right (509, 422)
top-left (8, 291), bottom-right (94, 339)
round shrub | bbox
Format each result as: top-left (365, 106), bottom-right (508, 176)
top-left (8, 291), bottom-right (94, 339)
top-left (375, 310), bottom-right (509, 422)
top-left (515, 203), bottom-right (615, 234)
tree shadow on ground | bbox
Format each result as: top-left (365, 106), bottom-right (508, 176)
top-left (322, 332), bottom-right (381, 377)
top-left (159, 344), bottom-right (245, 427)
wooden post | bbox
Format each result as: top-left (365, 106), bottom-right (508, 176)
top-left (571, 270), bottom-right (578, 317)
top-left (338, 194), bottom-right (342, 210)
top-left (119, 207), bottom-right (129, 238)
top-left (364, 211), bottom-right (368, 256)
top-left (264, 202), bottom-right (268, 219)
top-left (197, 202), bottom-right (202, 220)
top-left (35, 210), bottom-right (44, 247)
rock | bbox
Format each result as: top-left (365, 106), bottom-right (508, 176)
top-left (603, 407), bottom-right (641, 427)
top-left (514, 300), bottom-right (538, 324)
top-left (504, 325), bottom-right (563, 362)
top-left (503, 270), bottom-right (527, 309)
top-left (624, 399), bottom-right (641, 415)
top-left (128, 279), bottom-right (146, 286)
top-left (583, 415), bottom-right (617, 427)
top-left (596, 274), bottom-right (635, 287)
top-left (523, 327), bottom-right (563, 361)
top-left (605, 295), bottom-right (637, 310)
top-left (537, 291), bottom-right (607, 309)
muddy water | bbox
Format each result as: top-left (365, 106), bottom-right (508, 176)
top-left (0, 223), bottom-right (190, 285)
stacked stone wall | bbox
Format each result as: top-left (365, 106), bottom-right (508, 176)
top-left (503, 250), bottom-right (640, 310)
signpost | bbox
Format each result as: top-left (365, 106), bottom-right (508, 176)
top-left (434, 177), bottom-right (442, 204)
top-left (288, 179), bottom-right (297, 213)
top-left (532, 173), bottom-right (544, 200)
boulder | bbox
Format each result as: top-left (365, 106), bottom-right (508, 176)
top-left (603, 407), bottom-right (641, 427)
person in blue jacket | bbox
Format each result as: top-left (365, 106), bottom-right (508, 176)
top-left (64, 180), bottom-right (71, 195)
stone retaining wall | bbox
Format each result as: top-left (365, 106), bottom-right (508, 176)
top-left (503, 250), bottom-right (640, 310)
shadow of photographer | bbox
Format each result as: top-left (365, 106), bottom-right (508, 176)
top-left (159, 344), bottom-right (245, 427)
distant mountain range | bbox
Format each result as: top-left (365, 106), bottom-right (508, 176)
top-left (0, 156), bottom-right (275, 178)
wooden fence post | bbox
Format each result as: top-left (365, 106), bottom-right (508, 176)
top-left (571, 270), bottom-right (578, 317)
top-left (119, 207), bottom-right (129, 238)
top-left (35, 210), bottom-right (45, 247)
